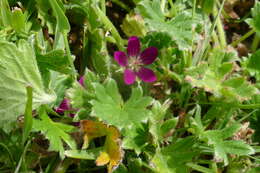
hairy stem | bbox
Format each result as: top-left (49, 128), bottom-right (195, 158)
top-left (214, 5), bottom-right (227, 48)
top-left (231, 29), bottom-right (255, 47)
top-left (251, 33), bottom-right (260, 52)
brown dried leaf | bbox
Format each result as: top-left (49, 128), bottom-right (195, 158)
top-left (81, 120), bottom-right (123, 173)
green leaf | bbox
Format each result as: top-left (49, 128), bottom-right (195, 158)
top-left (0, 40), bottom-right (56, 131)
top-left (22, 86), bottom-right (33, 145)
top-left (201, 0), bottom-right (215, 14)
top-left (122, 123), bottom-right (150, 154)
top-left (36, 0), bottom-right (55, 34)
top-left (142, 32), bottom-right (173, 50)
top-left (152, 137), bottom-right (198, 173)
top-left (83, 68), bottom-right (100, 92)
top-left (222, 77), bottom-right (258, 101)
top-left (48, 0), bottom-right (70, 49)
top-left (67, 81), bottom-right (92, 109)
top-left (222, 140), bottom-right (255, 155)
top-left (149, 100), bottom-right (172, 142)
top-left (137, 0), bottom-right (197, 50)
top-left (89, 29), bottom-right (110, 75)
top-left (65, 148), bottom-right (102, 160)
top-left (203, 124), bottom-right (254, 165)
top-left (186, 63), bottom-right (258, 102)
top-left (32, 107), bottom-right (76, 158)
top-left (10, 8), bottom-right (26, 33)
top-left (248, 50), bottom-right (260, 71)
top-left (147, 13), bottom-right (194, 50)
top-left (0, 0), bottom-right (12, 27)
top-left (36, 49), bottom-right (72, 74)
top-left (160, 118), bottom-right (178, 137)
top-left (48, 0), bottom-right (70, 33)
top-left (49, 72), bottom-right (71, 106)
top-left (67, 69), bottom-right (99, 109)
top-left (91, 5), bottom-right (124, 50)
top-left (186, 163), bottom-right (214, 173)
top-left (91, 79), bottom-right (152, 128)
top-left (246, 2), bottom-right (260, 34)
top-left (136, 0), bottom-right (164, 22)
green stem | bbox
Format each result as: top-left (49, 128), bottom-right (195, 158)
top-left (212, 30), bottom-right (220, 47)
top-left (22, 86), bottom-right (33, 145)
top-left (192, 0), bottom-right (226, 65)
top-left (0, 143), bottom-right (15, 166)
top-left (14, 141), bottom-right (31, 173)
top-left (188, 0), bottom-right (197, 67)
top-left (161, 0), bottom-right (166, 13)
top-left (238, 109), bottom-right (258, 122)
top-left (214, 5), bottom-right (227, 48)
top-left (168, 0), bottom-right (175, 17)
top-left (231, 29), bottom-right (255, 47)
top-left (100, 0), bottom-right (106, 13)
top-left (111, 0), bottom-right (131, 12)
top-left (251, 33), bottom-right (260, 52)
top-left (63, 32), bottom-right (76, 79)
top-left (197, 102), bottom-right (260, 109)
top-left (94, 5), bottom-right (124, 50)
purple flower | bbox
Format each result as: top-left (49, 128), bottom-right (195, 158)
top-left (78, 76), bottom-right (84, 86)
top-left (114, 36), bottom-right (158, 85)
top-left (56, 98), bottom-right (72, 114)
top-left (55, 76), bottom-right (85, 117)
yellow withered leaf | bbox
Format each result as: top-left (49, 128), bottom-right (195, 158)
top-left (81, 120), bottom-right (123, 173)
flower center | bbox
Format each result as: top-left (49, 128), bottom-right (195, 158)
top-left (128, 56), bottom-right (142, 72)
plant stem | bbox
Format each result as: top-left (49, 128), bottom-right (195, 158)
top-left (94, 5), bottom-right (124, 50)
top-left (251, 33), bottom-right (260, 52)
top-left (193, 0), bottom-right (226, 65)
top-left (63, 32), bottom-right (76, 79)
top-left (198, 102), bottom-right (260, 109)
top-left (22, 86), bottom-right (33, 145)
top-left (100, 0), bottom-right (106, 13)
top-left (14, 141), bottom-right (31, 173)
top-left (161, 0), bottom-right (166, 13)
top-left (214, 5), bottom-right (227, 48)
top-left (188, 0), bottom-right (197, 67)
top-left (0, 143), bottom-right (15, 166)
top-left (212, 30), bottom-right (220, 47)
top-left (111, 0), bottom-right (130, 12)
top-left (231, 29), bottom-right (255, 47)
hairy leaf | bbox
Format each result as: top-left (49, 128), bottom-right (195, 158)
top-left (137, 1), bottom-right (198, 50)
top-left (91, 79), bottom-right (152, 128)
top-left (186, 63), bottom-right (258, 102)
top-left (0, 40), bottom-right (56, 131)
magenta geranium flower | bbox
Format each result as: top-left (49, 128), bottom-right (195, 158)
top-left (56, 76), bottom-right (85, 117)
top-left (114, 36), bottom-right (158, 85)
top-left (56, 98), bottom-right (71, 114)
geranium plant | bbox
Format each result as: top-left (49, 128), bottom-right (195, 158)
top-left (0, 0), bottom-right (259, 173)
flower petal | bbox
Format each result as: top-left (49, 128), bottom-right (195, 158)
top-left (137, 67), bottom-right (156, 83)
top-left (56, 98), bottom-right (71, 114)
top-left (114, 51), bottom-right (128, 66)
top-left (140, 47), bottom-right (158, 65)
top-left (124, 69), bottom-right (136, 85)
top-left (127, 36), bottom-right (140, 57)
top-left (78, 76), bottom-right (84, 86)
